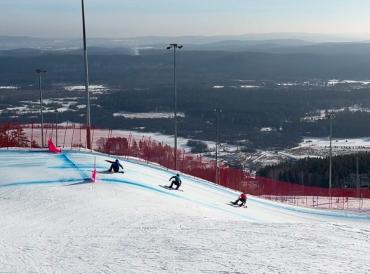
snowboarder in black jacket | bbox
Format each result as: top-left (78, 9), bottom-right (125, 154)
top-left (168, 173), bottom-right (182, 190)
top-left (106, 159), bottom-right (124, 173)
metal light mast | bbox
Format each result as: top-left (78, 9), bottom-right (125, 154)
top-left (35, 69), bottom-right (47, 147)
top-left (166, 43), bottom-right (183, 170)
top-left (81, 0), bottom-right (92, 149)
top-left (328, 112), bottom-right (335, 200)
top-left (215, 108), bottom-right (222, 184)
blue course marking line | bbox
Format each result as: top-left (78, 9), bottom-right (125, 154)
top-left (0, 178), bottom-right (82, 188)
top-left (50, 165), bottom-right (107, 170)
top-left (59, 153), bottom-right (90, 180)
top-left (101, 177), bottom-right (260, 222)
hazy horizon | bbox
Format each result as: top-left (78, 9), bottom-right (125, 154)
top-left (2, 0), bottom-right (370, 39)
top-left (0, 32), bottom-right (370, 42)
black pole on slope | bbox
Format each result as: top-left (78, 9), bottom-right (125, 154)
top-left (81, 0), bottom-right (92, 150)
top-left (166, 43), bottom-right (183, 170)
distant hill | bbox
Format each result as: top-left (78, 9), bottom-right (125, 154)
top-left (2, 47), bottom-right (370, 84)
top-left (269, 42), bottom-right (370, 55)
top-left (1, 33), bottom-right (368, 50)
top-left (174, 39), bottom-right (313, 52)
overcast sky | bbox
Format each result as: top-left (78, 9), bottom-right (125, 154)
top-left (1, 0), bottom-right (370, 38)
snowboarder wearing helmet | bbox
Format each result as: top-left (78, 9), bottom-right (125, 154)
top-left (168, 173), bottom-right (182, 190)
top-left (232, 193), bottom-right (247, 207)
top-left (106, 159), bottom-right (124, 173)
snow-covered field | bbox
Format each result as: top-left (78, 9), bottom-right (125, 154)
top-left (282, 137), bottom-right (370, 159)
top-left (0, 149), bottom-right (369, 273)
top-left (0, 86), bottom-right (18, 90)
top-left (63, 85), bottom-right (108, 94)
top-left (113, 112), bottom-right (186, 119)
top-left (328, 79), bottom-right (370, 87)
top-left (299, 137), bottom-right (370, 149)
top-left (302, 105), bottom-right (370, 122)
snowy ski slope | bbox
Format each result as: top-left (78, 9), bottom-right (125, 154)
top-left (0, 149), bottom-right (369, 273)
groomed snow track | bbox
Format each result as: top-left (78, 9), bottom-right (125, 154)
top-left (1, 149), bottom-right (370, 273)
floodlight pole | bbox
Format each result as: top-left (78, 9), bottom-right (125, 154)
top-left (215, 108), bottom-right (222, 184)
top-left (36, 69), bottom-right (47, 147)
top-left (81, 0), bottom-right (92, 149)
top-left (328, 112), bottom-right (334, 202)
top-left (356, 152), bottom-right (360, 198)
top-left (55, 110), bottom-right (58, 147)
top-left (167, 43), bottom-right (183, 170)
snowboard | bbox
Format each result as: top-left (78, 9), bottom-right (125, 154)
top-left (98, 170), bottom-right (125, 174)
top-left (159, 185), bottom-right (183, 192)
top-left (228, 202), bottom-right (247, 208)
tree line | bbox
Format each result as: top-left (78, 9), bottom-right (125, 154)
top-left (257, 153), bottom-right (370, 188)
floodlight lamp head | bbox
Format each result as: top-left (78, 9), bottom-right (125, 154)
top-left (36, 69), bottom-right (47, 74)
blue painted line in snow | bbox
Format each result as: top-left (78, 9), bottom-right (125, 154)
top-left (50, 165), bottom-right (106, 169)
top-left (59, 153), bottom-right (90, 180)
top-left (0, 178), bottom-right (82, 188)
top-left (101, 177), bottom-right (260, 222)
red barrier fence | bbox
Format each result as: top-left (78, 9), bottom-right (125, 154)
top-left (1, 123), bottom-right (370, 211)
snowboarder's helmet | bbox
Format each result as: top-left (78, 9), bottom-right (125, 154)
top-left (115, 159), bottom-right (119, 162)
top-left (176, 173), bottom-right (180, 176)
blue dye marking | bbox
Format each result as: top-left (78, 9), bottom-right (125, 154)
top-left (50, 165), bottom-right (106, 170)
top-left (66, 180), bottom-right (93, 186)
top-left (59, 153), bottom-right (90, 180)
top-left (0, 178), bottom-right (82, 188)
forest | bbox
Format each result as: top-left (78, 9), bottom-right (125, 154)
top-left (257, 153), bottom-right (370, 188)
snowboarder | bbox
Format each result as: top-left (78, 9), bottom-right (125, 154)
top-left (106, 159), bottom-right (124, 173)
top-left (232, 193), bottom-right (247, 207)
top-left (168, 173), bottom-right (182, 190)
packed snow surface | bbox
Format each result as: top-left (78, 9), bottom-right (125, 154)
top-left (0, 149), bottom-right (369, 273)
